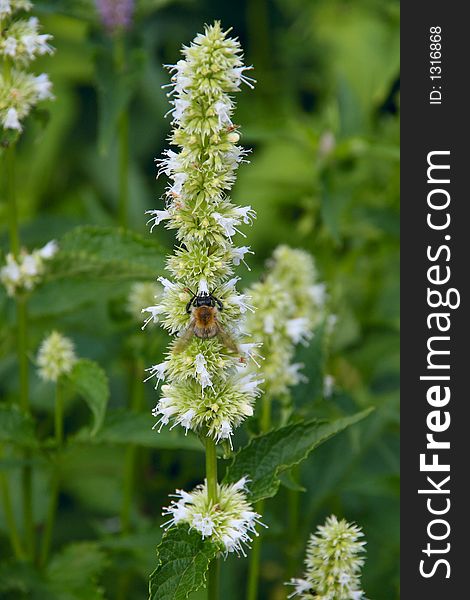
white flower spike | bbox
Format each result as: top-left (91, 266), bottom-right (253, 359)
top-left (286, 515), bottom-right (367, 599)
top-left (244, 245), bottom-right (326, 399)
top-left (36, 331), bottom-right (77, 383)
top-left (144, 22), bottom-right (260, 444)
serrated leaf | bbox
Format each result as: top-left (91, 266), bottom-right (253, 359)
top-left (65, 359), bottom-right (109, 435)
top-left (149, 528), bottom-right (219, 600)
top-left (224, 409), bottom-right (373, 503)
top-left (0, 405), bottom-right (38, 448)
top-left (47, 542), bottom-right (107, 600)
top-left (50, 225), bottom-right (165, 281)
top-left (75, 409), bottom-right (203, 451)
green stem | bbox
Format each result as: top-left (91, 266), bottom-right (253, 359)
top-left (22, 458), bottom-right (34, 559)
top-left (40, 383), bottom-right (64, 567)
top-left (260, 394), bottom-right (271, 434)
top-left (205, 438), bottom-right (218, 504)
top-left (120, 444), bottom-right (136, 534)
top-left (246, 499), bottom-right (264, 600)
top-left (16, 296), bottom-right (35, 559)
top-left (207, 557), bottom-right (220, 600)
top-left (287, 471), bottom-right (300, 577)
top-left (118, 111), bottom-right (129, 228)
top-left (54, 380), bottom-right (64, 447)
top-left (17, 296), bottom-right (29, 413)
top-left (205, 437), bottom-right (219, 600)
top-left (120, 358), bottom-right (145, 534)
top-left (5, 142), bottom-right (20, 256)
top-left (246, 394), bottom-right (272, 600)
top-left (114, 32), bottom-right (129, 229)
top-left (39, 470), bottom-right (59, 568)
top-left (0, 449), bottom-right (25, 560)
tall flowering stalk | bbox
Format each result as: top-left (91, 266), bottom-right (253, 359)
top-left (143, 22), bottom-right (262, 597)
top-left (94, 0), bottom-right (135, 227)
top-left (244, 246), bottom-right (326, 600)
top-left (287, 515), bottom-right (367, 600)
top-left (36, 332), bottom-right (77, 565)
top-left (0, 0), bottom-right (54, 561)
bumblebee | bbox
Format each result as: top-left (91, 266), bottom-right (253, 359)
top-left (174, 289), bottom-right (239, 353)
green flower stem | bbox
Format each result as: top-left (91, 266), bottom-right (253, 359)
top-left (17, 296), bottom-right (29, 413)
top-left (205, 437), bottom-right (219, 600)
top-left (21, 457), bottom-right (34, 559)
top-left (1, 143), bottom-right (25, 561)
top-left (247, 394), bottom-right (273, 600)
top-left (118, 110), bottom-right (129, 228)
top-left (207, 556), bottom-right (220, 600)
top-left (287, 469), bottom-right (300, 577)
top-left (54, 380), bottom-right (64, 446)
top-left (114, 33), bottom-right (129, 229)
top-left (5, 142), bottom-right (20, 257)
top-left (121, 358), bottom-right (145, 533)
top-left (0, 449), bottom-right (25, 560)
top-left (246, 498), bottom-right (264, 600)
top-left (260, 394), bottom-right (272, 434)
top-left (16, 295), bottom-right (35, 560)
top-left (40, 382), bottom-right (64, 567)
top-left (39, 470), bottom-right (59, 567)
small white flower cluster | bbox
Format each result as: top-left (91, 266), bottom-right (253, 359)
top-left (287, 515), bottom-right (366, 600)
top-left (144, 23), bottom-right (261, 446)
top-left (36, 331), bottom-right (77, 382)
top-left (0, 0), bottom-right (54, 133)
top-left (0, 240), bottom-right (57, 296)
top-left (244, 245), bottom-right (326, 399)
top-left (162, 477), bottom-right (265, 557)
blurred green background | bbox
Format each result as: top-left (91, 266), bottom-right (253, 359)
top-left (0, 0), bottom-right (399, 598)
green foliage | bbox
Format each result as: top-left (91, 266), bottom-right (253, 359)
top-left (76, 409), bottom-right (203, 450)
top-left (46, 542), bottom-right (107, 599)
top-left (149, 528), bottom-right (219, 600)
top-left (0, 0), bottom-right (399, 598)
top-left (0, 406), bottom-right (38, 448)
top-left (225, 409), bottom-right (373, 503)
top-left (0, 542), bottom-right (106, 599)
top-left (65, 359), bottom-right (109, 435)
top-left (53, 226), bottom-right (166, 281)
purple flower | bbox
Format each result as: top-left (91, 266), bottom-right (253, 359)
top-left (95, 0), bottom-right (134, 33)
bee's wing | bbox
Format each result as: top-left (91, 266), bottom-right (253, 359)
top-left (173, 322), bottom-right (195, 352)
top-left (215, 323), bottom-right (239, 353)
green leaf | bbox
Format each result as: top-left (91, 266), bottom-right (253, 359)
top-left (65, 359), bottom-right (109, 435)
top-left (50, 225), bottom-right (165, 281)
top-left (47, 542), bottom-right (107, 600)
top-left (224, 409), bottom-right (373, 503)
top-left (75, 410), bottom-right (203, 451)
top-left (149, 527), bottom-right (219, 600)
top-left (0, 405), bottom-right (38, 448)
